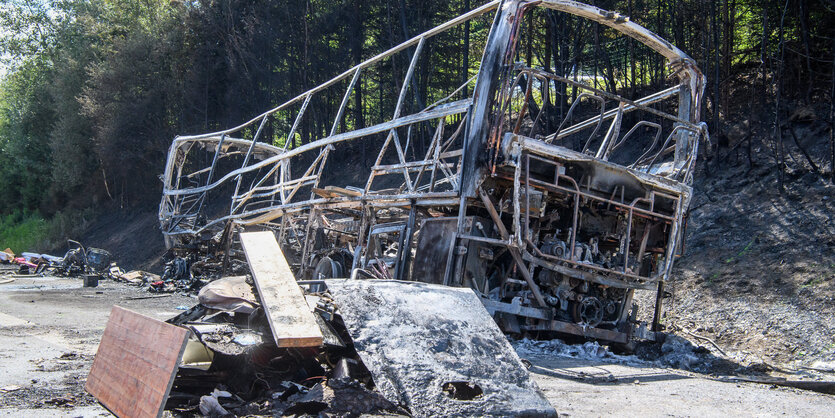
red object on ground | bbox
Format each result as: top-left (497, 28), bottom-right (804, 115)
top-left (12, 257), bottom-right (37, 268)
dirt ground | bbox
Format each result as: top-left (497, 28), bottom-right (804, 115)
top-left (1, 273), bottom-right (833, 417)
top-left (527, 354), bottom-right (835, 417)
top-left (659, 151), bottom-right (835, 368)
top-left (0, 272), bottom-right (194, 417)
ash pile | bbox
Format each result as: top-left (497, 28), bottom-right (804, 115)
top-left (85, 231), bottom-right (556, 417)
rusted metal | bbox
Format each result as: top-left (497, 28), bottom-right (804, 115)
top-left (159, 1), bottom-right (708, 345)
top-left (478, 187), bottom-right (547, 307)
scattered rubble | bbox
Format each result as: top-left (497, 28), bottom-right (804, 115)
top-left (0, 239), bottom-right (216, 295)
top-left (0, 240), bottom-right (122, 283)
top-left (84, 231), bottom-right (555, 417)
top-left (147, 243), bottom-right (248, 294)
top-left (514, 335), bottom-right (712, 371)
top-left (513, 335), bottom-right (835, 396)
top-left (0, 248), bottom-right (14, 263)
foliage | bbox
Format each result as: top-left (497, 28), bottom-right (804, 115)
top-left (0, 57), bottom-right (54, 213)
top-left (0, 0), bottom-right (832, 219)
top-left (0, 0), bottom-right (58, 68)
top-left (0, 210), bottom-right (50, 253)
top-left (0, 208), bottom-right (93, 252)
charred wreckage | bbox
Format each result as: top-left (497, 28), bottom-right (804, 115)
top-left (158, 0), bottom-right (708, 348)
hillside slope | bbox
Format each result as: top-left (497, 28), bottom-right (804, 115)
top-left (665, 121), bottom-right (835, 368)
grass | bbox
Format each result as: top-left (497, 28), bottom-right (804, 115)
top-left (704, 272), bottom-right (720, 286)
top-left (724, 234), bottom-right (760, 264)
top-left (0, 209), bottom-right (94, 254)
top-left (800, 276), bottom-right (828, 289)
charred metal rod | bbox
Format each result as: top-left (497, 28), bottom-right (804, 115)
top-left (478, 187), bottom-right (546, 307)
top-left (652, 281), bottom-right (664, 332)
top-left (684, 329), bottom-right (729, 357)
top-left (523, 67), bottom-right (696, 130)
top-left (123, 295), bottom-right (173, 300)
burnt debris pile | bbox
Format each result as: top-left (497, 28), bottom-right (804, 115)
top-left (0, 240), bottom-right (125, 287)
top-left (151, 242), bottom-right (249, 293)
top-left (83, 231), bottom-right (556, 417)
top-left (163, 275), bottom-right (401, 416)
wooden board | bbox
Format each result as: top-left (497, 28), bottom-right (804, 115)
top-left (312, 186), bottom-right (363, 199)
top-left (240, 231), bottom-right (323, 347)
top-left (85, 306), bottom-right (189, 418)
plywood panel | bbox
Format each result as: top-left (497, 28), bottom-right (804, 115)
top-left (240, 231), bottom-right (323, 347)
top-left (85, 306), bottom-right (189, 418)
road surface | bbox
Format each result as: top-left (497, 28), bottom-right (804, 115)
top-left (0, 274), bottom-right (832, 417)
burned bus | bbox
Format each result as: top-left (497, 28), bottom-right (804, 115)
top-left (159, 0), bottom-right (708, 345)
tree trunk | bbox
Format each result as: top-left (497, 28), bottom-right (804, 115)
top-left (774, 0), bottom-right (790, 192)
top-left (628, 0), bottom-right (635, 98)
top-left (352, 0), bottom-right (364, 130)
top-left (398, 0), bottom-right (425, 113)
top-left (712, 0), bottom-right (720, 150)
top-left (830, 38), bottom-right (835, 184)
top-left (462, 0), bottom-right (470, 97)
top-left (799, 0), bottom-right (813, 103)
top-left (592, 21), bottom-right (597, 89)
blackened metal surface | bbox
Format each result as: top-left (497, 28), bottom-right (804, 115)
top-left (325, 279), bottom-right (557, 417)
top-left (410, 218), bottom-right (457, 285)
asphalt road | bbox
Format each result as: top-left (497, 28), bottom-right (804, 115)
top-left (0, 273), bottom-right (832, 417)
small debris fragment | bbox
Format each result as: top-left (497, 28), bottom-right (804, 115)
top-left (44, 395), bottom-right (74, 407)
top-left (199, 389), bottom-right (233, 416)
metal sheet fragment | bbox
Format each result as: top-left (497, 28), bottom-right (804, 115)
top-left (325, 279), bottom-right (557, 417)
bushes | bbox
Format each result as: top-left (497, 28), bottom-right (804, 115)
top-left (0, 209), bottom-right (94, 254)
top-left (0, 211), bottom-right (49, 254)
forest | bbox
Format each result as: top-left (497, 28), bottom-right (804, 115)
top-left (0, 0), bottom-right (833, 232)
